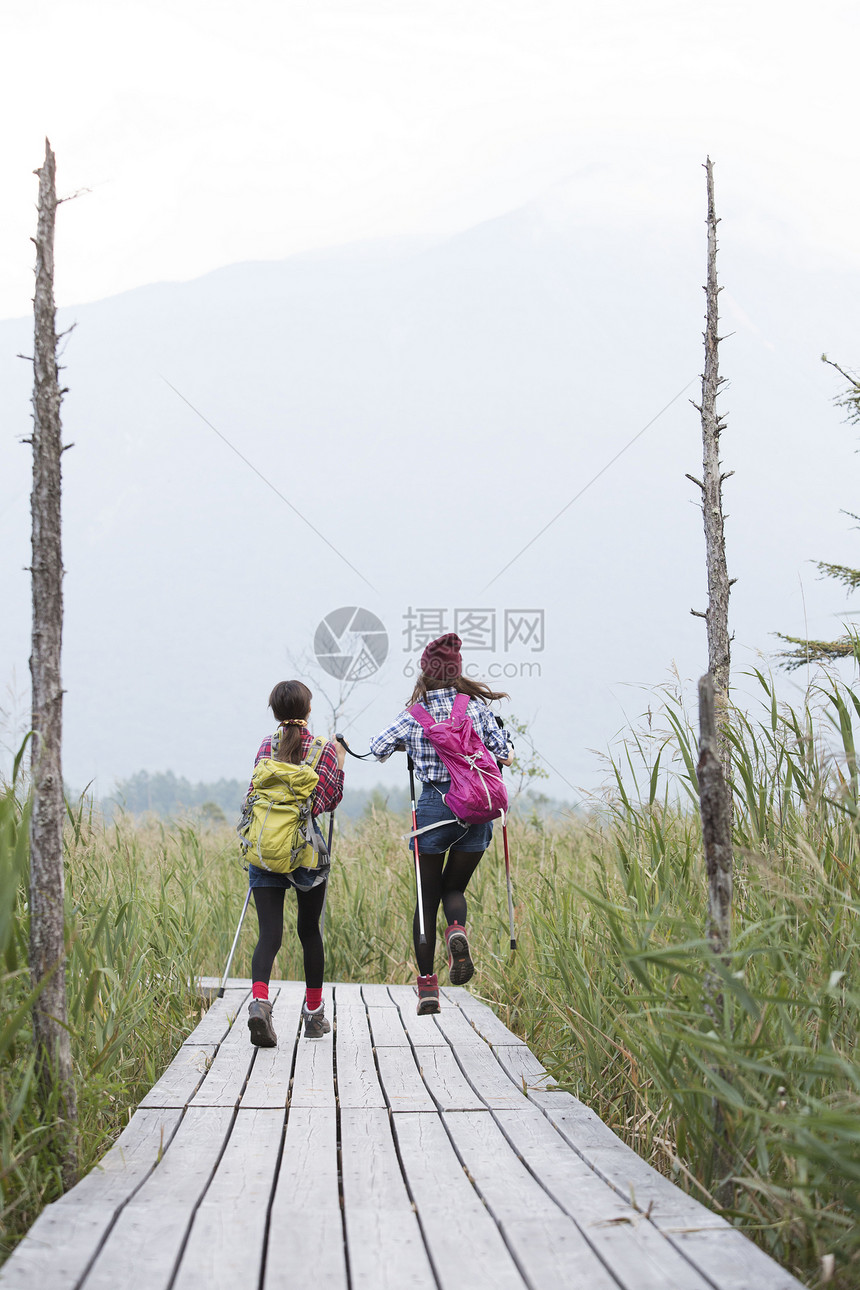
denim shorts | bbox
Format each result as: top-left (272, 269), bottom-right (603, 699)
top-left (247, 862), bottom-right (329, 891)
top-left (409, 780), bottom-right (495, 855)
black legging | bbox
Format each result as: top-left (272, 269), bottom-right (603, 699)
top-left (413, 849), bottom-right (484, 976)
top-left (251, 881), bottom-right (327, 988)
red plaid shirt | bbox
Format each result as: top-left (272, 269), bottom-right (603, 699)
top-left (254, 729), bottom-right (344, 816)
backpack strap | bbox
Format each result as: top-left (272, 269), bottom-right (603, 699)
top-left (301, 736), bottom-right (327, 772)
top-left (408, 702), bottom-right (435, 731)
top-left (450, 692), bottom-right (470, 724)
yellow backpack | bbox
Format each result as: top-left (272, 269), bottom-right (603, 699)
top-left (238, 734), bottom-right (329, 874)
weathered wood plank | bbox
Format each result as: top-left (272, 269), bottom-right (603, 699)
top-left (388, 983), bottom-right (449, 1046)
top-left (393, 1112), bottom-right (527, 1290)
top-left (367, 1004), bottom-right (410, 1047)
top-left (442, 1111), bottom-right (618, 1290)
top-left (443, 990), bottom-right (526, 1047)
top-left (496, 1108), bottom-right (713, 1290)
top-left (376, 1045), bottom-right (436, 1112)
top-left (266, 1108), bottom-right (347, 1290)
top-left (361, 982), bottom-right (397, 1007)
top-left (340, 1107), bottom-right (436, 1290)
top-left (335, 1000), bottom-right (386, 1108)
top-left (289, 985), bottom-right (335, 1109)
top-left (172, 1108), bottom-right (284, 1290)
top-left (414, 1046), bottom-right (485, 1112)
top-left (434, 1002), bottom-right (487, 1048)
top-left (0, 1110), bottom-right (183, 1290)
top-left (242, 984), bottom-right (305, 1109)
top-left (139, 1045), bottom-right (217, 1109)
top-left (182, 988), bottom-right (249, 1046)
top-left (81, 1106), bottom-right (235, 1290)
top-left (190, 988), bottom-right (279, 1108)
top-left (452, 1041), bottom-right (532, 1109)
top-left (664, 1226), bottom-right (808, 1290)
top-left (492, 1043), bottom-right (561, 1096)
top-left (333, 981), bottom-right (365, 1007)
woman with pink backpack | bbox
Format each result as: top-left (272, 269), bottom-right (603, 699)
top-left (369, 634), bottom-right (512, 1014)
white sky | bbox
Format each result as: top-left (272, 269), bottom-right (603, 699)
top-left (2, 0), bottom-right (860, 318)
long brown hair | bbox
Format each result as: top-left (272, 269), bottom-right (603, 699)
top-left (408, 673), bottom-right (509, 707)
top-left (268, 680), bottom-right (312, 764)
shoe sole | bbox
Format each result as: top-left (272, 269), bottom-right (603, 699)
top-left (417, 997), bottom-right (441, 1015)
top-left (447, 931), bottom-right (474, 985)
top-left (248, 1015), bottom-right (277, 1048)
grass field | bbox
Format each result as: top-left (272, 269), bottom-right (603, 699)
top-left (2, 674), bottom-right (860, 1286)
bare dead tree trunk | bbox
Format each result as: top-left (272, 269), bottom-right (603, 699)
top-left (29, 139), bottom-right (77, 1187)
top-left (698, 672), bottom-right (734, 1204)
top-left (697, 674), bottom-right (733, 958)
top-left (688, 158), bottom-right (733, 782)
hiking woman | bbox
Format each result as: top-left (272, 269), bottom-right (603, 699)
top-left (245, 680), bottom-right (345, 1045)
top-left (369, 633), bottom-right (512, 1014)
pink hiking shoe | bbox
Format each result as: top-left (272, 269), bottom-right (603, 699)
top-left (416, 973), bottom-right (441, 1015)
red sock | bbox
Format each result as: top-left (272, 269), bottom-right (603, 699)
top-left (252, 982), bottom-right (269, 1001)
top-left (305, 987), bottom-right (323, 1011)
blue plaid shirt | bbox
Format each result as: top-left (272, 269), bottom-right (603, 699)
top-left (370, 688), bottom-right (512, 784)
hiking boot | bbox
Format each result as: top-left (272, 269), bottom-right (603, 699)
top-left (248, 999), bottom-right (277, 1048)
top-left (445, 923), bottom-right (474, 986)
top-left (302, 1002), bottom-right (331, 1038)
top-left (416, 973), bottom-right (441, 1015)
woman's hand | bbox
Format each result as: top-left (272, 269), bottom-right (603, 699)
top-left (334, 739), bottom-right (347, 771)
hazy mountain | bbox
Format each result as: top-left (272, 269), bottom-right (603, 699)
top-left (2, 196), bottom-right (858, 800)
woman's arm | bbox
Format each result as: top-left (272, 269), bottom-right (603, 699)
top-left (369, 710), bottom-right (413, 762)
top-left (312, 741), bottom-right (345, 815)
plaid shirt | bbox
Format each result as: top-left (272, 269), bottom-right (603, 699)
top-left (254, 729), bottom-right (344, 816)
top-left (370, 688), bottom-right (512, 784)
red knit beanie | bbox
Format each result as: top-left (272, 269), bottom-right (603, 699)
top-left (420, 633), bottom-right (463, 682)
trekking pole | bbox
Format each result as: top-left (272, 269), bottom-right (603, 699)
top-left (218, 886), bottom-right (252, 998)
top-left (502, 818), bottom-right (516, 952)
top-left (494, 715), bottom-right (516, 952)
top-left (320, 811), bottom-right (335, 936)
top-left (407, 754), bottom-right (427, 945)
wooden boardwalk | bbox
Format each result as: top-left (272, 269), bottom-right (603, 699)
top-left (1, 980), bottom-right (805, 1290)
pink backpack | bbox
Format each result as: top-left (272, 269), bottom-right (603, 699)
top-left (409, 693), bottom-right (508, 827)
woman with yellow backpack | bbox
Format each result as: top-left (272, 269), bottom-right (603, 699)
top-left (241, 680), bottom-right (346, 1045)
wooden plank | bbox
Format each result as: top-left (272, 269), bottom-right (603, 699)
top-left (0, 1109), bottom-right (184, 1290)
top-left (139, 1045), bottom-right (217, 1109)
top-left (81, 1106), bottom-right (235, 1290)
top-left (190, 988), bottom-right (280, 1108)
top-left (362, 982), bottom-right (397, 1007)
top-left (664, 1226), bottom-right (808, 1290)
top-left (266, 1108), bottom-right (347, 1290)
top-left (376, 1046), bottom-right (436, 1112)
top-left (414, 1046), bottom-right (485, 1112)
top-left (434, 1003), bottom-right (487, 1048)
top-left (388, 983), bottom-right (449, 1046)
top-left (335, 1001), bottom-right (386, 1108)
top-left (340, 1107), bottom-right (436, 1290)
top-left (442, 1111), bottom-right (618, 1290)
top-left (182, 988), bottom-right (250, 1046)
top-left (443, 990), bottom-right (527, 1048)
top-left (452, 1042), bottom-right (532, 1110)
top-left (496, 1108), bottom-right (713, 1290)
top-left (290, 985), bottom-right (335, 1109)
top-left (492, 1043), bottom-right (561, 1097)
top-left (172, 1108), bottom-right (284, 1290)
top-left (392, 1112), bottom-right (527, 1290)
top-left (334, 981), bottom-right (365, 1007)
top-left (367, 1005), bottom-right (410, 1047)
top-left (242, 984), bottom-right (305, 1109)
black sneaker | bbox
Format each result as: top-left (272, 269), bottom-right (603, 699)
top-left (445, 924), bottom-right (474, 986)
top-left (302, 1002), bottom-right (331, 1038)
top-left (248, 999), bottom-right (277, 1047)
